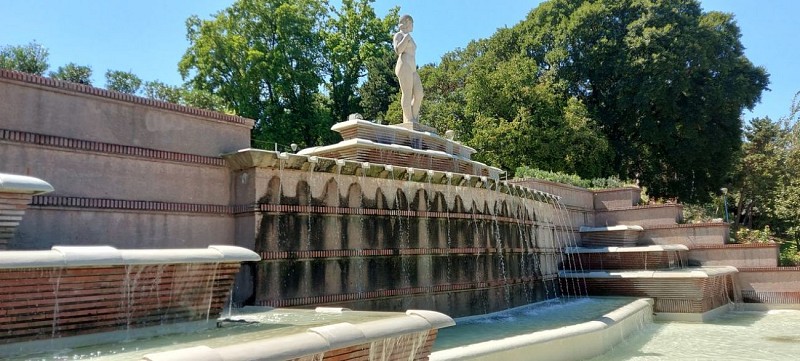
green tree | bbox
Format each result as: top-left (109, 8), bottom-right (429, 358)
top-left (0, 41), bottom-right (49, 75)
top-left (105, 69), bottom-right (143, 94)
top-left (519, 0), bottom-right (768, 201)
top-left (731, 117), bottom-right (786, 228)
top-left (143, 80), bottom-right (183, 104)
top-left (358, 33), bottom-right (399, 121)
top-left (143, 80), bottom-right (228, 112)
top-left (49, 63), bottom-right (93, 85)
top-left (180, 0), bottom-right (330, 147)
top-left (322, 0), bottom-right (397, 123)
top-left (420, 0), bottom-right (768, 200)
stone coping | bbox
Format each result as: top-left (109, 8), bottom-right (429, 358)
top-left (591, 186), bottom-right (641, 193)
top-left (642, 222), bottom-right (730, 230)
top-left (566, 245), bottom-right (688, 254)
top-left (559, 266), bottom-right (738, 279)
top-left (142, 309), bottom-right (454, 361)
top-left (0, 69), bottom-right (254, 128)
top-left (223, 149), bottom-right (559, 201)
top-left (0, 173), bottom-right (54, 195)
top-left (594, 203), bottom-right (683, 212)
top-left (690, 243), bottom-right (778, 249)
top-left (0, 245), bottom-right (260, 269)
top-left (580, 225), bottom-right (644, 232)
top-left (738, 266), bottom-right (800, 272)
top-left (429, 298), bottom-right (653, 361)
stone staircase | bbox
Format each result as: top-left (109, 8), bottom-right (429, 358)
top-left (559, 188), bottom-right (775, 320)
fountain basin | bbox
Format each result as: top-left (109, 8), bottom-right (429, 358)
top-left (430, 298), bottom-right (653, 361)
top-left (0, 245), bottom-right (259, 357)
top-left (560, 266), bottom-right (738, 320)
top-left (143, 308), bottom-right (454, 361)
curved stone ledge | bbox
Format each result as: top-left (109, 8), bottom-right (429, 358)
top-left (0, 173), bottom-right (54, 195)
top-left (0, 245), bottom-right (260, 269)
top-left (143, 310), bottom-right (454, 361)
top-left (223, 149), bottom-right (559, 202)
top-left (566, 244), bottom-right (688, 253)
top-left (429, 298), bottom-right (653, 361)
top-left (560, 266), bottom-right (737, 279)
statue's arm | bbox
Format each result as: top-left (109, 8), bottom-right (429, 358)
top-left (393, 32), bottom-right (410, 54)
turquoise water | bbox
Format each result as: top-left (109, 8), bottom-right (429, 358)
top-left (433, 297), bottom-right (637, 351)
top-left (8, 308), bottom-right (401, 361)
top-left (592, 309), bottom-right (800, 360)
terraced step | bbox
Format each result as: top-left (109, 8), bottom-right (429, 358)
top-left (565, 245), bottom-right (689, 271)
top-left (688, 243), bottom-right (778, 268)
top-left (594, 204), bottom-right (682, 227)
top-left (579, 225), bottom-right (643, 247)
top-left (639, 222), bottom-right (730, 247)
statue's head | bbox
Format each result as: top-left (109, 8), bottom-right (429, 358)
top-left (398, 15), bottom-right (414, 32)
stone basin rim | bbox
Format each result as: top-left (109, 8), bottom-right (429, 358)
top-left (0, 245), bottom-right (260, 269)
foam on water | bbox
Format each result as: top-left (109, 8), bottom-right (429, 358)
top-left (591, 309), bottom-right (800, 360)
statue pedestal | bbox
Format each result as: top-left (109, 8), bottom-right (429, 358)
top-left (390, 122), bottom-right (437, 134)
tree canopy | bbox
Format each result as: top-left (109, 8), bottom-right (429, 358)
top-left (0, 41), bottom-right (49, 75)
top-left (179, 0), bottom-right (397, 149)
top-left (49, 63), bottom-right (93, 85)
top-left (412, 0), bottom-right (768, 201)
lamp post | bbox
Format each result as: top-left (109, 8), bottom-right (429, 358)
top-left (721, 188), bottom-right (729, 223)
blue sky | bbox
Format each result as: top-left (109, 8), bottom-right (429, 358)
top-left (1, 0), bottom-right (797, 122)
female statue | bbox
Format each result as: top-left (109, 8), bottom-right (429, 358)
top-left (393, 15), bottom-right (424, 123)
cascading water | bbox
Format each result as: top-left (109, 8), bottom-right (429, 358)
top-left (553, 197), bottom-right (588, 297)
top-left (486, 177), bottom-right (511, 308)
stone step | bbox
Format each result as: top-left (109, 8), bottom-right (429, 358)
top-left (594, 204), bottom-right (682, 227)
top-left (592, 187), bottom-right (641, 210)
top-left (688, 243), bottom-right (778, 268)
top-left (639, 223), bottom-right (730, 247)
top-left (563, 245), bottom-right (689, 271)
top-left (579, 225), bottom-right (643, 247)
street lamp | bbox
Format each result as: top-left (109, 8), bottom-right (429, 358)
top-left (721, 188), bottom-right (729, 223)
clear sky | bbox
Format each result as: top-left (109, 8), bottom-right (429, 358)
top-left (0, 0), bottom-right (796, 122)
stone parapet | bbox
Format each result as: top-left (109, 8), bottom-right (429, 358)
top-left (688, 243), bottom-right (778, 268)
top-left (738, 267), bottom-right (800, 304)
top-left (0, 69), bottom-right (253, 157)
top-left (592, 187), bottom-right (641, 210)
top-left (594, 204), bottom-right (683, 227)
top-left (639, 222), bottom-right (730, 246)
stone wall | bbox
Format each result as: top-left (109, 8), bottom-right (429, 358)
top-left (228, 151), bottom-right (570, 317)
top-left (0, 70), bottom-right (253, 249)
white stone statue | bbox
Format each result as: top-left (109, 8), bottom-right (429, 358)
top-left (393, 15), bottom-right (424, 124)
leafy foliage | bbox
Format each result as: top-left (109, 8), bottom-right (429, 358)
top-left (323, 0), bottom-right (397, 123)
top-left (49, 63), bottom-right (93, 85)
top-left (417, 0), bottom-right (768, 202)
top-left (515, 166), bottom-right (632, 190)
top-left (0, 41), bottom-right (49, 75)
top-left (105, 70), bottom-right (143, 94)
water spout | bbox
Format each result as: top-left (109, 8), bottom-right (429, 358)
top-left (308, 156), bottom-right (319, 164)
top-left (278, 152), bottom-right (289, 160)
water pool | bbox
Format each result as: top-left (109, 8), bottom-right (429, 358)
top-left (8, 308), bottom-right (403, 361)
top-left (433, 297), bottom-right (637, 351)
top-left (592, 308), bottom-right (800, 360)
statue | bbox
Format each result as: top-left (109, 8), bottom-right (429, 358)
top-left (393, 15), bottom-right (424, 124)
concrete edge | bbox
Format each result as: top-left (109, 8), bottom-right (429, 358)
top-left (0, 173), bottom-right (54, 195)
top-left (143, 311), bottom-right (454, 361)
top-left (429, 298), bottom-right (653, 361)
top-left (655, 303), bottom-right (734, 322)
top-left (0, 245), bottom-right (260, 269)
